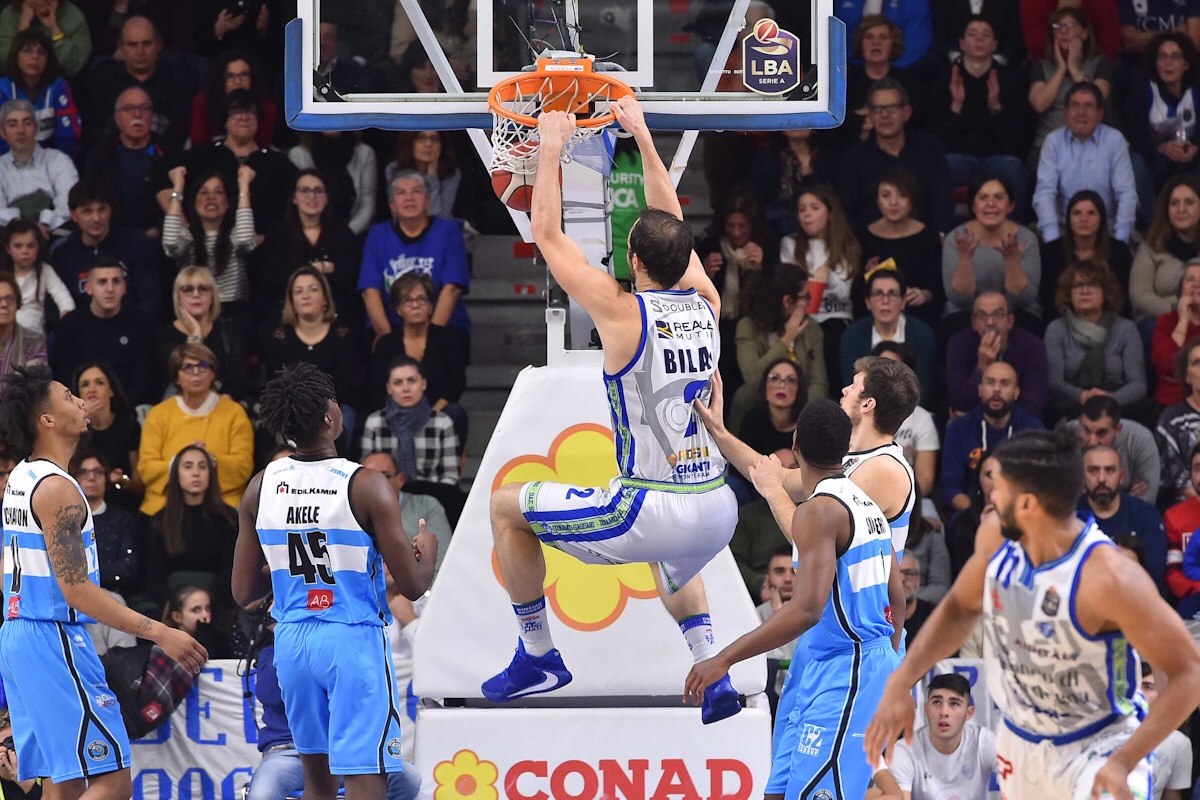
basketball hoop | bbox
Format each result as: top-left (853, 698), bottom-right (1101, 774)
top-left (487, 56), bottom-right (635, 176)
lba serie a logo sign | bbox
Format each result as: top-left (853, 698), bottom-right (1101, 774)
top-left (741, 19), bottom-right (801, 95)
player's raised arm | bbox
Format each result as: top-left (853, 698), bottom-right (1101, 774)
top-left (530, 111), bottom-right (629, 327)
top-left (352, 467), bottom-right (437, 600)
top-left (233, 471), bottom-right (270, 607)
top-left (694, 370), bottom-right (806, 502)
top-left (683, 495), bottom-right (840, 704)
top-left (36, 476), bottom-right (208, 671)
top-left (613, 96), bottom-right (720, 315)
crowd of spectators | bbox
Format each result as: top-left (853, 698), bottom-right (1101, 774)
top-left (721, 2), bottom-right (1200, 791)
top-left (0, 1), bottom-right (487, 660)
top-left (1, 0), bottom-right (1200, 790)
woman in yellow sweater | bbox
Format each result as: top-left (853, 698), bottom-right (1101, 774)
top-left (138, 342), bottom-right (253, 515)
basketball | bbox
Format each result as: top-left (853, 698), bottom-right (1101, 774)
top-left (755, 18), bottom-right (779, 41)
top-left (491, 168), bottom-right (536, 213)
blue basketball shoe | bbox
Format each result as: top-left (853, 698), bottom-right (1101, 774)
top-left (702, 674), bottom-right (741, 724)
top-left (481, 640), bottom-right (573, 702)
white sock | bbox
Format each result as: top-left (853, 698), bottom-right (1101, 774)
top-left (679, 614), bottom-right (718, 664)
top-left (513, 597), bottom-right (554, 656)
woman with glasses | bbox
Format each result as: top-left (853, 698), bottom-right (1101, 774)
top-left (1039, 190), bottom-right (1132, 323)
top-left (840, 265), bottom-right (936, 408)
top-left (0, 27), bottom-right (79, 157)
top-left (1044, 259), bottom-right (1145, 422)
top-left (0, 271), bottom-right (44, 377)
top-left (138, 342), bottom-right (253, 516)
top-left (189, 50), bottom-right (277, 149)
top-left (386, 130), bottom-right (461, 220)
top-left (368, 272), bottom-right (469, 447)
top-left (856, 169), bottom-right (943, 330)
top-left (1152, 259), bottom-right (1200, 406)
top-left (1027, 7), bottom-right (1113, 164)
top-left (260, 169), bottom-right (361, 328)
top-left (727, 263), bottom-right (825, 434)
top-left (73, 361), bottom-right (144, 510)
top-left (1125, 31), bottom-right (1200, 231)
top-left (158, 266), bottom-right (251, 403)
top-left (261, 266), bottom-right (358, 450)
top-left (740, 357), bottom-right (807, 460)
top-left (287, 131), bottom-right (376, 236)
top-left (943, 174), bottom-right (1042, 330)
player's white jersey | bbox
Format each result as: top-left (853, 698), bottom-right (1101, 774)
top-left (257, 456), bottom-right (390, 626)
top-left (983, 518), bottom-right (1143, 743)
top-left (843, 441), bottom-right (916, 555)
top-left (3, 459), bottom-right (98, 623)
top-left (605, 289), bottom-right (727, 486)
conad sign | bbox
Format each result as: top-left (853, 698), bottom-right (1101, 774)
top-left (416, 706), bottom-right (771, 800)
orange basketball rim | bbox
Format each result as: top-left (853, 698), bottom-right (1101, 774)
top-left (488, 56), bottom-right (636, 130)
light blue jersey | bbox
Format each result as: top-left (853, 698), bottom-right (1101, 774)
top-left (256, 456), bottom-right (391, 627)
top-left (801, 475), bottom-right (897, 659)
top-left (3, 459), bottom-right (98, 623)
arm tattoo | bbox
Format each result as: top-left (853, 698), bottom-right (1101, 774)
top-left (46, 503), bottom-right (91, 585)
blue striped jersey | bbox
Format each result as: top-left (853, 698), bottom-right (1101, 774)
top-left (256, 456), bottom-right (391, 626)
top-left (3, 459), bottom-right (98, 623)
top-left (800, 475), bottom-right (896, 659)
top-left (604, 289), bottom-right (727, 485)
top-left (843, 442), bottom-right (916, 557)
top-left (983, 517), bottom-right (1144, 743)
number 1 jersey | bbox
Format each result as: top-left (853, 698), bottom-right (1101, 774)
top-left (256, 456), bottom-right (391, 626)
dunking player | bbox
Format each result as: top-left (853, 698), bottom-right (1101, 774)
top-left (865, 429), bottom-right (1200, 800)
top-left (232, 364), bottom-right (438, 800)
top-left (696, 355), bottom-right (918, 798)
top-left (685, 398), bottom-right (904, 800)
top-left (0, 365), bottom-right (206, 800)
top-left (480, 97), bottom-right (742, 723)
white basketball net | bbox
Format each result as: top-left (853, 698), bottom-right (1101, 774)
top-left (489, 73), bottom-right (622, 175)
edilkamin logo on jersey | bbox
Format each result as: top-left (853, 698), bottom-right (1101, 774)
top-left (797, 724), bottom-right (825, 756)
top-left (277, 482), bottom-right (289, 494)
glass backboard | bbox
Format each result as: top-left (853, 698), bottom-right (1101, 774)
top-left (288, 0), bottom-right (845, 132)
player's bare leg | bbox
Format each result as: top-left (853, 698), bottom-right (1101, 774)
top-left (481, 483), bottom-right (573, 701)
top-left (298, 753), bottom-right (339, 800)
top-left (42, 769), bottom-right (131, 800)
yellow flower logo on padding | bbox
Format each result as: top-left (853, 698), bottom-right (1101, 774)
top-left (433, 750), bottom-right (498, 800)
top-left (491, 423), bottom-right (657, 631)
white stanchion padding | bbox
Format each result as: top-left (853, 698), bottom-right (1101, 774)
top-left (414, 706), bottom-right (771, 800)
top-left (129, 658), bottom-right (419, 800)
top-left (414, 362), bottom-right (766, 700)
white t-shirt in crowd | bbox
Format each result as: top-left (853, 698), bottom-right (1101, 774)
top-left (890, 723), bottom-right (997, 800)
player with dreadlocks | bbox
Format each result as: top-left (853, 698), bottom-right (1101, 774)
top-left (0, 364), bottom-right (206, 800)
top-left (233, 363), bottom-right (437, 800)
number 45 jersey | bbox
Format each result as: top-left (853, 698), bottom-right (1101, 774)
top-left (257, 456), bottom-right (392, 626)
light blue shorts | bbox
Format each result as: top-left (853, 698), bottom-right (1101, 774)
top-left (0, 619), bottom-right (130, 782)
top-left (274, 621), bottom-right (405, 775)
